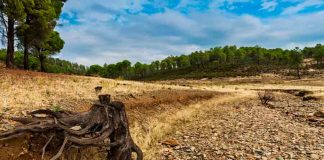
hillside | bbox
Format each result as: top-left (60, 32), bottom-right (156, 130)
top-left (1, 44), bottom-right (324, 81)
top-left (0, 67), bottom-right (323, 159)
top-left (1, 1), bottom-right (324, 159)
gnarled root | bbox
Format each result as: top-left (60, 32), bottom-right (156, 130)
top-left (0, 95), bottom-right (143, 160)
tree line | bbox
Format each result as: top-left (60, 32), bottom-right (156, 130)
top-left (0, 0), bottom-right (66, 71)
top-left (0, 49), bottom-right (86, 75)
top-left (1, 43), bottom-right (323, 79)
top-left (86, 44), bottom-right (324, 80)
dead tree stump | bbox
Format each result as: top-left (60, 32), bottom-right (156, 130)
top-left (0, 95), bottom-right (143, 160)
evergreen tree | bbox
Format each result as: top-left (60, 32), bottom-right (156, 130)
top-left (0, 0), bottom-right (25, 68)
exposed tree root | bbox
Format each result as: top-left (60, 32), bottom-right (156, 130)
top-left (0, 95), bottom-right (143, 160)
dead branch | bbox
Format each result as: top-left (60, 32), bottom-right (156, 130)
top-left (258, 91), bottom-right (274, 106)
top-left (0, 95), bottom-right (143, 160)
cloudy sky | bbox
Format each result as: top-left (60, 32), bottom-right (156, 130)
top-left (57, 0), bottom-right (324, 66)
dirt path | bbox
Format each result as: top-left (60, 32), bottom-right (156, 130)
top-left (153, 91), bottom-right (323, 160)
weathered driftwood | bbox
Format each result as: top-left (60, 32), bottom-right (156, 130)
top-left (0, 95), bottom-right (143, 160)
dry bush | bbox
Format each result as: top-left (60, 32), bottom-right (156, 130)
top-left (258, 91), bottom-right (275, 105)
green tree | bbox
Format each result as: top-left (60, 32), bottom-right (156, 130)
top-left (0, 0), bottom-right (25, 68)
top-left (103, 64), bottom-right (118, 78)
top-left (161, 58), bottom-right (173, 70)
top-left (17, 0), bottom-right (66, 70)
top-left (87, 64), bottom-right (103, 76)
top-left (189, 51), bottom-right (209, 68)
top-left (115, 60), bottom-right (131, 78)
top-left (209, 47), bottom-right (226, 64)
top-left (150, 60), bottom-right (160, 73)
top-left (160, 60), bottom-right (168, 71)
top-left (234, 49), bottom-right (244, 64)
top-left (223, 46), bottom-right (236, 64)
top-left (176, 55), bottom-right (190, 68)
top-left (34, 31), bottom-right (64, 72)
top-left (134, 62), bottom-right (145, 78)
top-left (314, 44), bottom-right (324, 65)
top-left (288, 47), bottom-right (303, 79)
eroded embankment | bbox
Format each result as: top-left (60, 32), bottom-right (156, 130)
top-left (0, 89), bottom-right (220, 160)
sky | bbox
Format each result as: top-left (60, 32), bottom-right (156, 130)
top-left (57, 0), bottom-right (324, 66)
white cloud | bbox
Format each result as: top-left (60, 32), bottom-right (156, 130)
top-left (261, 0), bottom-right (278, 11)
top-left (282, 0), bottom-right (324, 15)
top-left (54, 0), bottom-right (324, 66)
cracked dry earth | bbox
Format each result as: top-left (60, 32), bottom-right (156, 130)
top-left (155, 94), bottom-right (324, 160)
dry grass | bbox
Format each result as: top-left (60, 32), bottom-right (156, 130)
top-left (0, 69), bottom-right (190, 118)
top-left (137, 92), bottom-right (255, 159)
top-left (0, 67), bottom-right (323, 159)
top-left (0, 68), bottom-right (218, 159)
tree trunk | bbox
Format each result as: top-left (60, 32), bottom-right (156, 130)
top-left (0, 95), bottom-right (143, 160)
top-left (5, 17), bottom-right (15, 68)
top-left (23, 16), bottom-right (31, 70)
top-left (297, 65), bottom-right (301, 79)
top-left (39, 54), bottom-right (46, 72)
top-left (23, 44), bottom-right (29, 70)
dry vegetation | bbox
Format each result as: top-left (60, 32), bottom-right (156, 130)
top-left (0, 67), bottom-right (323, 160)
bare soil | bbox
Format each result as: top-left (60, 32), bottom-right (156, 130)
top-left (154, 92), bottom-right (323, 160)
top-left (0, 68), bottom-right (323, 160)
top-left (0, 70), bottom-right (218, 160)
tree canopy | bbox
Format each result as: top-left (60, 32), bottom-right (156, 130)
top-left (0, 0), bottom-right (66, 70)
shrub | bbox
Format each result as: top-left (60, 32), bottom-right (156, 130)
top-left (258, 91), bottom-right (274, 105)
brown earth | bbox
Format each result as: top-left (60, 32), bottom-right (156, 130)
top-left (0, 69), bottom-right (219, 160)
top-left (0, 68), bottom-right (323, 160)
top-left (155, 93), bottom-right (323, 160)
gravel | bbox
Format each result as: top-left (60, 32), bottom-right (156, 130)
top-left (156, 94), bottom-right (323, 160)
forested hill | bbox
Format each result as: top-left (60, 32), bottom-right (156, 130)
top-left (70, 44), bottom-right (324, 80)
top-left (1, 44), bottom-right (324, 80)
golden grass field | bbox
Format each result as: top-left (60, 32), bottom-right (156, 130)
top-left (0, 67), bottom-right (323, 159)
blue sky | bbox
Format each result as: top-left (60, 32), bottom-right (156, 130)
top-left (56, 0), bottom-right (324, 65)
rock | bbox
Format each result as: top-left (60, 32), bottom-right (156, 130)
top-left (262, 157), bottom-right (268, 160)
top-left (310, 154), bottom-right (320, 159)
top-left (185, 148), bottom-right (192, 152)
top-left (222, 145), bottom-right (228, 150)
top-left (162, 139), bottom-right (180, 147)
top-left (302, 96), bottom-right (318, 101)
top-left (295, 91), bottom-right (308, 97)
top-left (276, 156), bottom-right (284, 160)
top-left (254, 149), bottom-right (264, 156)
top-left (313, 111), bottom-right (324, 118)
top-left (227, 155), bottom-right (235, 159)
top-left (21, 111), bottom-right (27, 116)
top-left (287, 152), bottom-right (294, 158)
top-left (308, 118), bottom-right (319, 122)
top-left (161, 148), bottom-right (173, 153)
top-left (174, 146), bottom-right (181, 150)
